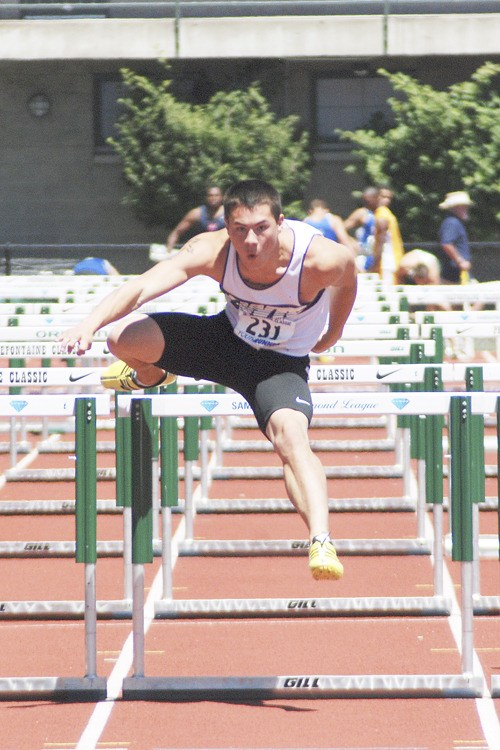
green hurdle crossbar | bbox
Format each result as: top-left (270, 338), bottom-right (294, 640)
top-left (449, 395), bottom-right (475, 675)
top-left (183, 384), bottom-right (200, 540)
top-left (465, 367), bottom-right (485, 596)
top-left (115, 393), bottom-right (133, 598)
top-left (424, 367), bottom-right (445, 595)
top-left (145, 386), bottom-right (161, 541)
top-left (449, 396), bottom-right (474, 564)
top-left (129, 397), bottom-right (154, 679)
top-left (130, 398), bottom-right (154, 566)
top-left (73, 397), bottom-right (107, 697)
top-left (75, 398), bottom-right (97, 565)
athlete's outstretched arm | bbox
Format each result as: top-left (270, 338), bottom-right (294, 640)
top-left (59, 232), bottom-right (225, 354)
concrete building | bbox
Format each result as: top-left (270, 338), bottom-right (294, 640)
top-left (0, 1), bottom-right (499, 260)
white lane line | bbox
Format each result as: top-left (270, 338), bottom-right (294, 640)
top-left (424, 512), bottom-right (500, 749)
top-left (75, 443), bottom-right (217, 750)
top-left (75, 514), bottom-right (185, 750)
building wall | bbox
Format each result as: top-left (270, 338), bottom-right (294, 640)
top-left (0, 9), bottom-right (498, 245)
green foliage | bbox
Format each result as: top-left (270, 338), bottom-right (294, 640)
top-left (110, 69), bottom-right (310, 227)
top-left (338, 63), bottom-right (500, 241)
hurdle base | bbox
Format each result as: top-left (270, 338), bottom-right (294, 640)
top-left (0, 676), bottom-right (107, 701)
top-left (192, 496), bottom-right (416, 513)
top-left (0, 599), bottom-right (133, 620)
top-left (155, 595), bottom-right (452, 619)
top-left (122, 674), bottom-right (483, 700)
top-left (472, 595), bottom-right (500, 615)
top-left (178, 538), bottom-right (431, 557)
top-left (490, 676), bottom-right (500, 697)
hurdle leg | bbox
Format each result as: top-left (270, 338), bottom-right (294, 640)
top-left (127, 398), bottom-right (154, 683)
top-left (184, 461), bottom-right (195, 540)
top-left (400, 427), bottom-right (413, 500)
top-left (84, 563), bottom-right (98, 678)
top-left (74, 397), bottom-right (107, 697)
top-left (200, 431), bottom-right (209, 499)
top-left (472, 504), bottom-right (481, 596)
top-left (449, 396), bottom-right (476, 678)
top-left (215, 416), bottom-right (224, 467)
top-left (433, 504), bottom-right (444, 596)
top-left (9, 417), bottom-right (18, 466)
top-left (132, 565), bottom-right (146, 678)
top-left (424, 367), bottom-right (445, 596)
top-left (123, 508), bottom-right (133, 600)
top-left (461, 561), bottom-right (475, 676)
top-left (416, 458), bottom-right (426, 540)
top-left (159, 395), bottom-right (179, 600)
top-left (152, 456), bottom-right (160, 542)
top-left (161, 507), bottom-right (173, 600)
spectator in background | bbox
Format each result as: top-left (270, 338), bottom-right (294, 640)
top-left (166, 185), bottom-right (225, 252)
top-left (304, 199), bottom-right (353, 249)
top-left (437, 191), bottom-right (473, 284)
top-left (344, 186), bottom-right (379, 271)
top-left (395, 248), bottom-right (442, 286)
top-left (372, 186), bottom-right (405, 283)
top-left (73, 257), bottom-right (120, 275)
top-left (395, 248), bottom-right (451, 311)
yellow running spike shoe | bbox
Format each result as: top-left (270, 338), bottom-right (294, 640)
top-left (101, 360), bottom-right (176, 392)
top-left (308, 538), bottom-right (344, 580)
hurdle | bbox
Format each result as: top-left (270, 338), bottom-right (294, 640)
top-left (0, 395), bottom-right (109, 700)
top-left (115, 392), bottom-right (449, 623)
top-left (118, 391), bottom-right (495, 699)
top-left (140, 390), bottom-right (454, 616)
top-left (0, 389), bottom-right (140, 622)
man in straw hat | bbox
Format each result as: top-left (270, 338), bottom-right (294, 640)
top-left (437, 191), bottom-right (473, 284)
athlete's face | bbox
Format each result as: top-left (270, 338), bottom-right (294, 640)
top-left (226, 203), bottom-right (284, 268)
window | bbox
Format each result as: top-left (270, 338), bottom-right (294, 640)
top-left (93, 77), bottom-right (127, 153)
top-left (315, 75), bottom-right (394, 145)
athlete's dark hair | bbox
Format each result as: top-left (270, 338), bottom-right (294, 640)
top-left (224, 179), bottom-right (282, 222)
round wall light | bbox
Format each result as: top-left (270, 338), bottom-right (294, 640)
top-left (27, 93), bottom-right (51, 118)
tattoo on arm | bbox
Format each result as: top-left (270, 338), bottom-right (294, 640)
top-left (184, 237), bottom-right (203, 255)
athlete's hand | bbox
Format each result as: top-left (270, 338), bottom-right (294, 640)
top-left (58, 326), bottom-right (94, 355)
top-left (311, 330), bottom-right (339, 354)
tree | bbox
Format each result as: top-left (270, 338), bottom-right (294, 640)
top-left (109, 69), bottom-right (310, 227)
top-left (338, 63), bottom-right (500, 241)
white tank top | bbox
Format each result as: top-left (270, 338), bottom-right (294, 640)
top-left (221, 219), bottom-right (330, 356)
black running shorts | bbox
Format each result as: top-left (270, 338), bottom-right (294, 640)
top-left (149, 310), bottom-right (312, 433)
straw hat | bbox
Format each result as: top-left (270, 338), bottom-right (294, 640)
top-left (439, 191), bottom-right (473, 210)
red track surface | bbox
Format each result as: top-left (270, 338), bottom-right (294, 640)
top-left (1, 389), bottom-right (499, 750)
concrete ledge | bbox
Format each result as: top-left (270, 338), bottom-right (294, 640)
top-left (388, 13), bottom-right (500, 55)
top-left (0, 19), bottom-right (177, 60)
top-left (1, 13), bottom-right (498, 60)
top-left (178, 16), bottom-right (384, 58)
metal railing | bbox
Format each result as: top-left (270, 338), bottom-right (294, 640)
top-left (1, 242), bottom-right (499, 281)
top-left (1, 0), bottom-right (498, 21)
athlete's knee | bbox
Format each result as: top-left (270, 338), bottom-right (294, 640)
top-left (107, 315), bottom-right (163, 362)
top-left (267, 409), bottom-right (309, 458)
